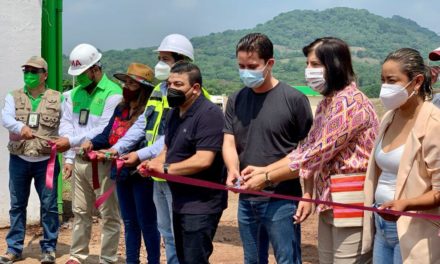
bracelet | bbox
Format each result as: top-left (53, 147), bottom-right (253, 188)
top-left (163, 163), bottom-right (170, 174)
top-left (265, 171), bottom-right (274, 188)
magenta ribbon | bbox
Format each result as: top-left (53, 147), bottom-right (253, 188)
top-left (94, 157), bottom-right (125, 208)
top-left (86, 151), bottom-right (100, 190)
top-left (45, 142), bottom-right (57, 190)
top-left (140, 170), bottom-right (440, 222)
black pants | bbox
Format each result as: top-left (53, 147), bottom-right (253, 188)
top-left (173, 212), bottom-right (223, 264)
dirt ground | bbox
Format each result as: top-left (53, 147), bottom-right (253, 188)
top-left (0, 193), bottom-right (319, 264)
top-left (0, 99), bottom-right (387, 264)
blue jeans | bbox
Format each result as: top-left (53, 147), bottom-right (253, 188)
top-left (173, 212), bottom-right (222, 264)
top-left (153, 181), bottom-right (178, 264)
top-left (117, 174), bottom-right (160, 264)
top-left (6, 154), bottom-right (59, 256)
top-left (373, 213), bottom-right (402, 264)
top-left (238, 199), bottom-right (301, 264)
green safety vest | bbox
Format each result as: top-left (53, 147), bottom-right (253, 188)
top-left (71, 74), bottom-right (122, 116)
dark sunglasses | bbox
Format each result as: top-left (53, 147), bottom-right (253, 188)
top-left (22, 67), bottom-right (45, 74)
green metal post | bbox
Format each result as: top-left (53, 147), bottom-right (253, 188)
top-left (42, 0), bottom-right (64, 217)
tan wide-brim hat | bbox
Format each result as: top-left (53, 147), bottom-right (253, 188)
top-left (114, 63), bottom-right (154, 88)
top-left (429, 47), bottom-right (440, 61)
top-left (22, 56), bottom-right (48, 71)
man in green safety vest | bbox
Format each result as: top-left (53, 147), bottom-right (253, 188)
top-left (54, 43), bottom-right (123, 264)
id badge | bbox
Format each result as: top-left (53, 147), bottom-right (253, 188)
top-left (27, 113), bottom-right (40, 128)
top-left (79, 109), bottom-right (89, 126)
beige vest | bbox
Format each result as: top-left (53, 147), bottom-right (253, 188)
top-left (8, 89), bottom-right (62, 157)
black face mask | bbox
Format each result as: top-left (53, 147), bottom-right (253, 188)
top-left (123, 88), bottom-right (140, 102)
top-left (167, 88), bottom-right (187, 108)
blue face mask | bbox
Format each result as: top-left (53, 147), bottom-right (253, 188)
top-left (239, 64), bottom-right (268, 88)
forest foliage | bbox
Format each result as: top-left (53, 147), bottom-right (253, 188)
top-left (63, 7), bottom-right (440, 97)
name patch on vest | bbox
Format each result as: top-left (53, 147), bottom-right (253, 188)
top-left (27, 113), bottom-right (40, 128)
top-left (79, 109), bottom-right (89, 126)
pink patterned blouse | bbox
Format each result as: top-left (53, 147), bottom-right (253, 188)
top-left (289, 82), bottom-right (379, 210)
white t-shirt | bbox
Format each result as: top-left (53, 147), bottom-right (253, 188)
top-left (374, 138), bottom-right (404, 205)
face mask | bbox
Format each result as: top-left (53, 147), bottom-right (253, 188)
top-left (155, 61), bottom-right (171, 81)
top-left (167, 88), bottom-right (189, 108)
top-left (76, 72), bottom-right (93, 87)
top-left (305, 68), bottom-right (326, 93)
top-left (379, 81), bottom-right (415, 110)
top-left (123, 88), bottom-right (140, 102)
top-left (239, 64), bottom-right (268, 88)
top-left (24, 72), bottom-right (41, 89)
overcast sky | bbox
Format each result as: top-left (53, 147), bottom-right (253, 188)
top-left (63, 0), bottom-right (440, 54)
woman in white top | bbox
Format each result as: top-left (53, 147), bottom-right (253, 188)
top-left (363, 48), bottom-right (440, 264)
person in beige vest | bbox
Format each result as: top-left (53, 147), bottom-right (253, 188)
top-left (363, 48), bottom-right (440, 264)
top-left (0, 56), bottom-right (62, 264)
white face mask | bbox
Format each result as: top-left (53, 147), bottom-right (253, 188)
top-left (379, 81), bottom-right (415, 110)
top-left (305, 68), bottom-right (326, 93)
top-left (154, 61), bottom-right (171, 81)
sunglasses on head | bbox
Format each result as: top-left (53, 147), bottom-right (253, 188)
top-left (22, 67), bottom-right (45, 74)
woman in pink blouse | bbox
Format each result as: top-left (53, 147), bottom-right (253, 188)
top-left (241, 37), bottom-right (379, 263)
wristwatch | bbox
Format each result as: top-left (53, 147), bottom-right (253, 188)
top-left (265, 171), bottom-right (274, 188)
top-left (163, 163), bottom-right (170, 174)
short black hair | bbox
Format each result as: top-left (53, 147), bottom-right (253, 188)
top-left (170, 52), bottom-right (190, 63)
top-left (236, 33), bottom-right (273, 62)
top-left (170, 61), bottom-right (202, 87)
top-left (303, 37), bottom-right (355, 96)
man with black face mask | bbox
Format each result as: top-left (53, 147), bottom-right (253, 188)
top-left (139, 62), bottom-right (227, 264)
top-left (54, 43), bottom-right (123, 264)
top-left (107, 33), bottom-right (210, 264)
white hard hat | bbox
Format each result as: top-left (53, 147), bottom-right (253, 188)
top-left (155, 34), bottom-right (194, 61)
top-left (68, 43), bottom-right (102, 76)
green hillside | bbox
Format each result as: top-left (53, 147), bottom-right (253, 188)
top-left (63, 7), bottom-right (440, 97)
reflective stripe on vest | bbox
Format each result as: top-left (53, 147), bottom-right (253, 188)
top-left (145, 84), bottom-right (169, 147)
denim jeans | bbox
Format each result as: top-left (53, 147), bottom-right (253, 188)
top-left (173, 212), bottom-right (222, 264)
top-left (117, 174), bottom-right (160, 264)
top-left (6, 154), bottom-right (59, 256)
top-left (258, 226), bottom-right (269, 264)
top-left (238, 199), bottom-right (301, 264)
top-left (373, 213), bottom-right (402, 264)
top-left (153, 181), bottom-right (178, 264)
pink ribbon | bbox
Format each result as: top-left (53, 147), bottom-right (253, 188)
top-left (45, 142), bottom-right (57, 190)
top-left (95, 184), bottom-right (116, 208)
top-left (86, 151), bottom-right (100, 190)
top-left (140, 170), bottom-right (440, 221)
top-left (94, 156), bottom-right (125, 208)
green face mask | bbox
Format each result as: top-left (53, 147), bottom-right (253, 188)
top-left (23, 72), bottom-right (41, 89)
top-left (76, 72), bottom-right (93, 87)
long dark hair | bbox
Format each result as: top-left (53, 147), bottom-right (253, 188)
top-left (118, 83), bottom-right (154, 124)
top-left (303, 37), bottom-right (356, 96)
top-left (384, 48), bottom-right (432, 100)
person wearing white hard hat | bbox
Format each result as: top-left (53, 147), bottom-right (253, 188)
top-left (103, 33), bottom-right (204, 264)
top-left (53, 43), bottom-right (123, 264)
